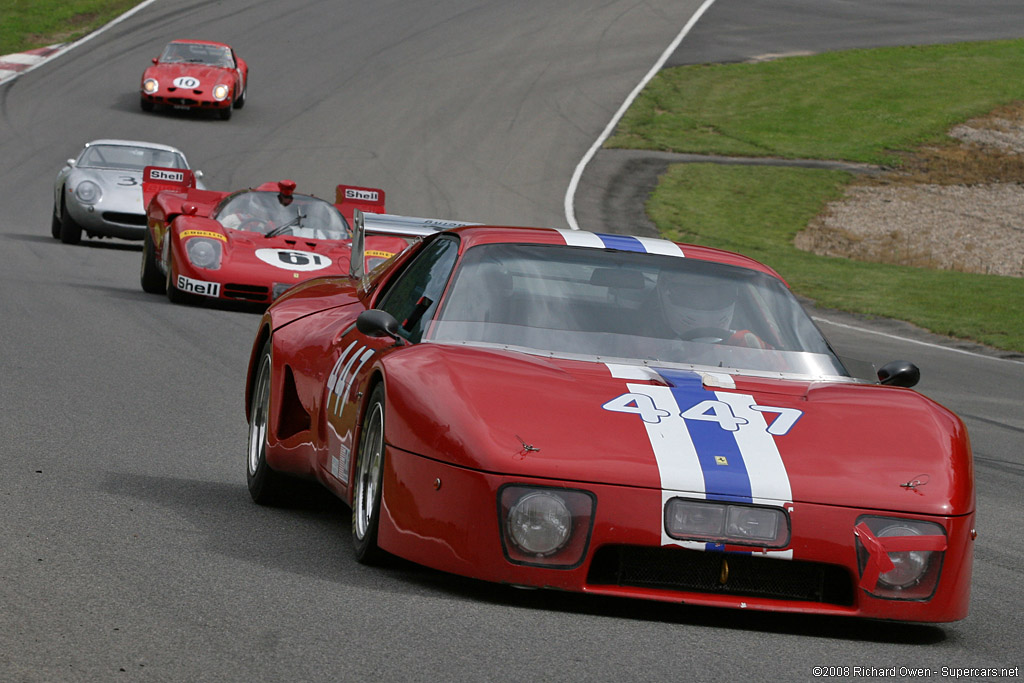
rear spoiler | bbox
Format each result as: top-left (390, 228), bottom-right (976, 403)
top-left (142, 165), bottom-right (196, 209)
top-left (349, 210), bottom-right (478, 279)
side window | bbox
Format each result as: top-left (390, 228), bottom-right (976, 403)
top-left (376, 236), bottom-right (459, 343)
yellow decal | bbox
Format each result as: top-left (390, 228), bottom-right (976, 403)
top-left (364, 249), bottom-right (395, 259)
top-left (715, 456), bottom-right (729, 466)
top-left (181, 229), bottom-right (227, 241)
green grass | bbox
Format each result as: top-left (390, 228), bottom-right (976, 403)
top-left (648, 164), bottom-right (1024, 351)
top-left (0, 0), bottom-right (138, 54)
top-left (609, 41), bottom-right (1024, 164)
top-left (612, 39), bottom-right (1024, 352)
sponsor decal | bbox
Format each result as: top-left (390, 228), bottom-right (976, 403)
top-left (181, 229), bottom-right (226, 241)
top-left (344, 187), bottom-right (379, 202)
top-left (147, 168), bottom-right (185, 183)
top-left (325, 342), bottom-right (376, 485)
top-left (364, 249), bottom-right (395, 259)
top-left (603, 364), bottom-right (799, 557)
top-left (172, 76), bottom-right (200, 89)
top-left (176, 274), bottom-right (220, 297)
top-left (254, 248), bottom-right (333, 272)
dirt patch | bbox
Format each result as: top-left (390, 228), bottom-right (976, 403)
top-left (796, 103), bottom-right (1024, 277)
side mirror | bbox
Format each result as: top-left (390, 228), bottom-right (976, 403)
top-left (194, 170), bottom-right (204, 179)
top-left (152, 57), bottom-right (159, 64)
top-left (356, 309), bottom-right (405, 344)
top-left (877, 360), bottom-right (920, 388)
top-left (67, 159), bottom-right (76, 167)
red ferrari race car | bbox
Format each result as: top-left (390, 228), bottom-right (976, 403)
top-left (244, 225), bottom-right (974, 623)
top-left (140, 40), bottom-right (248, 120)
top-left (140, 166), bottom-right (418, 305)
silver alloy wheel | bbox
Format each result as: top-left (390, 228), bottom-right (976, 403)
top-left (247, 352), bottom-right (271, 477)
top-left (354, 401), bottom-right (384, 540)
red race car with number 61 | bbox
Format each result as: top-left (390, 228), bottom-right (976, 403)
top-left (140, 166), bottom-right (414, 306)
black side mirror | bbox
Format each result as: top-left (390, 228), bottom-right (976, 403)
top-left (877, 360), bottom-right (920, 388)
top-left (356, 309), bottom-right (405, 344)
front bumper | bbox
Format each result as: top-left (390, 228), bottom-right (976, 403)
top-left (66, 197), bottom-right (146, 240)
top-left (373, 446), bottom-right (974, 622)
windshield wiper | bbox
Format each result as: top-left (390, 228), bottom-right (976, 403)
top-left (264, 211), bottom-right (306, 238)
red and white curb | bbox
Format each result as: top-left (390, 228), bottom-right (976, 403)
top-left (0, 45), bottom-right (63, 83)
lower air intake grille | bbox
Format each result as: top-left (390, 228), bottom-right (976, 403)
top-left (587, 545), bottom-right (854, 606)
top-left (102, 212), bottom-right (146, 226)
top-left (223, 283), bottom-right (269, 301)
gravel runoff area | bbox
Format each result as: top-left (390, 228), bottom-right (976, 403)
top-left (796, 108), bottom-right (1024, 278)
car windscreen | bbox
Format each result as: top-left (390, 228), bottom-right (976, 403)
top-left (78, 145), bottom-right (186, 171)
top-left (160, 42), bottom-right (233, 67)
top-left (213, 192), bottom-right (351, 240)
top-left (431, 242), bottom-right (850, 379)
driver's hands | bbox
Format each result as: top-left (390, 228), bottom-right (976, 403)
top-left (725, 329), bottom-right (772, 349)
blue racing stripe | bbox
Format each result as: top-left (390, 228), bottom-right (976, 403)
top-left (596, 233), bottom-right (646, 252)
top-left (654, 367), bottom-right (753, 505)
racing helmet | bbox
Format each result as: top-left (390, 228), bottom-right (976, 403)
top-left (658, 270), bottom-right (738, 336)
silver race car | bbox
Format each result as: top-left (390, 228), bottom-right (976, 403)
top-left (52, 139), bottom-right (203, 244)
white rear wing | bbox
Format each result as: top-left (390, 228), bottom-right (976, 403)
top-left (361, 212), bottom-right (479, 237)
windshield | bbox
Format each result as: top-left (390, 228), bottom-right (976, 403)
top-left (431, 243), bottom-right (850, 379)
top-left (213, 191), bottom-right (351, 240)
top-left (160, 42), bottom-right (234, 67)
top-left (78, 145), bottom-right (186, 171)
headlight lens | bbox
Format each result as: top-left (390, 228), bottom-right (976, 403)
top-left (75, 180), bottom-right (101, 204)
top-left (212, 84), bottom-right (230, 101)
top-left (185, 237), bottom-right (222, 269)
top-left (665, 498), bottom-right (789, 548)
top-left (855, 516), bottom-right (947, 600)
top-left (500, 486), bottom-right (595, 568)
top-left (143, 78), bottom-right (158, 94)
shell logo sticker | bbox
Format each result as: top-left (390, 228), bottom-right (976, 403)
top-left (173, 76), bottom-right (200, 89)
top-left (181, 230), bottom-right (226, 241)
top-left (255, 248), bottom-right (333, 272)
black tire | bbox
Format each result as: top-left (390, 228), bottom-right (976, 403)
top-left (247, 338), bottom-right (294, 505)
top-left (140, 229), bottom-right (166, 294)
top-left (165, 253), bottom-right (197, 305)
top-left (234, 80), bottom-right (246, 109)
top-left (140, 97), bottom-right (154, 112)
top-left (50, 204), bottom-right (61, 239)
top-left (219, 105), bottom-right (232, 120)
top-left (352, 383), bottom-right (388, 564)
top-left (59, 196), bottom-right (82, 245)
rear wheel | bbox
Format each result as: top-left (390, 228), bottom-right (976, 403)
top-left (352, 383), bottom-right (388, 564)
top-left (59, 195), bottom-right (82, 245)
top-left (247, 338), bottom-right (293, 504)
top-left (140, 229), bottom-right (166, 294)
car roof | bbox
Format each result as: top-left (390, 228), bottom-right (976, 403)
top-left (165, 39), bottom-right (233, 49)
top-left (448, 225), bottom-right (787, 282)
top-left (83, 139), bottom-right (186, 154)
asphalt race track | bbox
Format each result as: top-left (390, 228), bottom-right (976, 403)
top-left (1, 1), bottom-right (1022, 680)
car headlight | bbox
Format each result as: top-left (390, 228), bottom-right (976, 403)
top-left (75, 180), bottom-right (101, 204)
top-left (184, 237), bottom-right (223, 269)
top-left (500, 485), bottom-right (595, 568)
top-left (665, 498), bottom-right (790, 548)
top-left (143, 78), bottom-right (158, 94)
top-left (212, 84), bottom-right (230, 101)
top-left (855, 516), bottom-right (947, 600)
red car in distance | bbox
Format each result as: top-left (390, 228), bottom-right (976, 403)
top-left (140, 166), bottom-right (414, 306)
top-left (140, 40), bottom-right (248, 120)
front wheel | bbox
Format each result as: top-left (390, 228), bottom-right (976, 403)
top-left (165, 253), bottom-right (197, 306)
top-left (59, 196), bottom-right (82, 245)
top-left (352, 383), bottom-right (387, 564)
top-left (50, 204), bottom-right (61, 239)
top-left (140, 229), bottom-right (166, 294)
top-left (246, 338), bottom-right (293, 504)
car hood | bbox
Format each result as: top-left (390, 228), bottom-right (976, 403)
top-left (69, 167), bottom-right (145, 211)
top-left (382, 343), bottom-right (973, 516)
top-left (147, 62), bottom-right (234, 86)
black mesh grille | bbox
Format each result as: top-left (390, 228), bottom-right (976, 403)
top-left (588, 545), bottom-right (854, 606)
top-left (224, 283), bottom-right (269, 301)
top-left (101, 212), bottom-right (146, 226)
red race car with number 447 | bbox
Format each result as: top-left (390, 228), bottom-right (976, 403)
top-left (244, 224), bottom-right (974, 623)
top-left (140, 166), bottom-right (414, 306)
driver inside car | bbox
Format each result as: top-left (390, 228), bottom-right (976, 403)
top-left (656, 269), bottom-right (770, 349)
